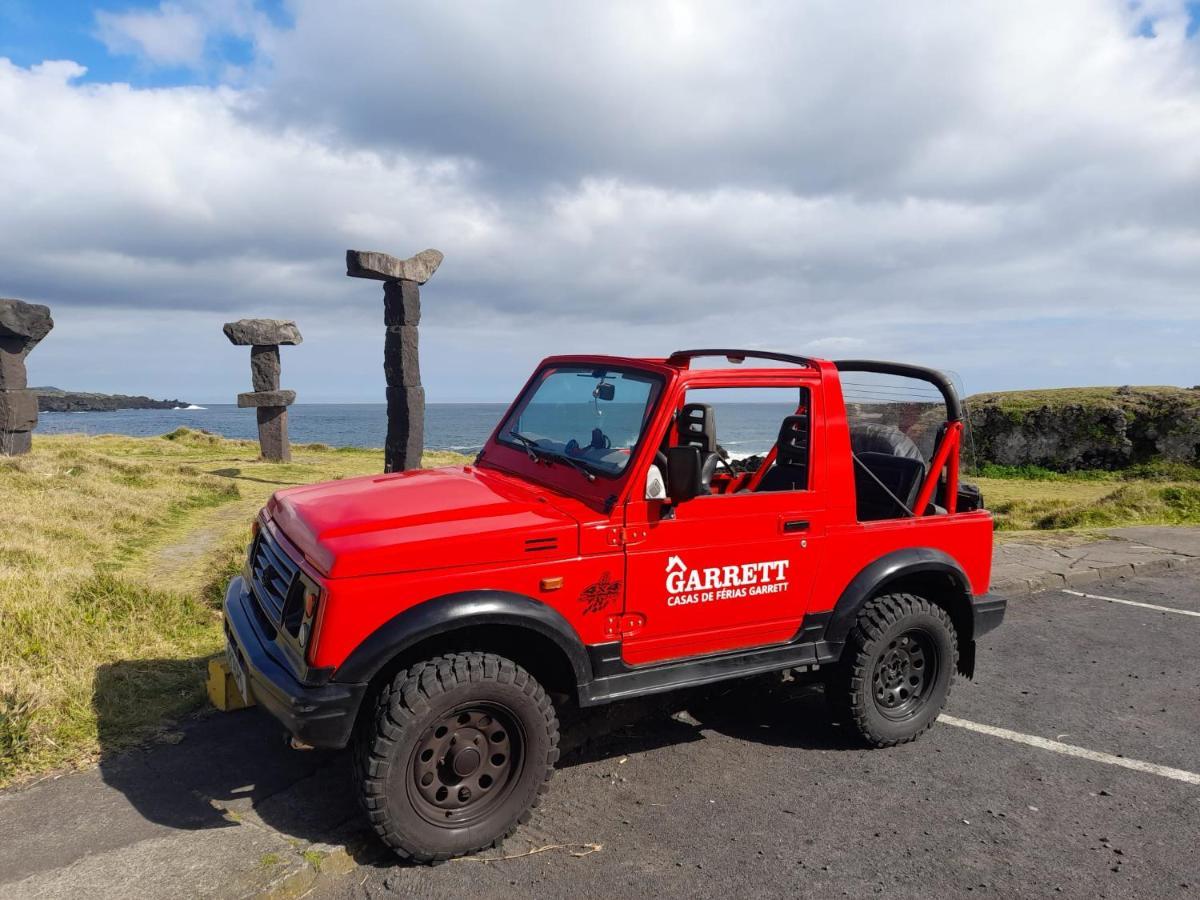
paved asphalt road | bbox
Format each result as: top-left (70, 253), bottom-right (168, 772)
top-left (2, 569), bottom-right (1196, 899)
top-left (312, 570), bottom-right (1200, 899)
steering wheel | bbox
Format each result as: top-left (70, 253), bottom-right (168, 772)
top-left (714, 443), bottom-right (737, 477)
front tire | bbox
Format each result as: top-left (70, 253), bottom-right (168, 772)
top-left (826, 593), bottom-right (958, 747)
top-left (354, 652), bottom-right (559, 863)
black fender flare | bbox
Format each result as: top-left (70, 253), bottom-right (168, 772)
top-left (332, 590), bottom-right (592, 687)
top-left (823, 547), bottom-right (973, 647)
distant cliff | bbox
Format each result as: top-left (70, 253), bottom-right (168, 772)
top-left (966, 386), bottom-right (1200, 471)
top-left (33, 387), bottom-right (192, 413)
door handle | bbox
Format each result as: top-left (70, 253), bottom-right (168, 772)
top-left (782, 519), bottom-right (810, 533)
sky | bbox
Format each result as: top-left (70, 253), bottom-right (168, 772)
top-left (0, 1), bottom-right (1198, 404)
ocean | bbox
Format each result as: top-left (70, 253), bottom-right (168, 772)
top-left (36, 403), bottom-right (797, 458)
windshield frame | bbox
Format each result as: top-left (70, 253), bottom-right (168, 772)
top-left (487, 362), bottom-right (672, 501)
top-left (494, 363), bottom-right (666, 483)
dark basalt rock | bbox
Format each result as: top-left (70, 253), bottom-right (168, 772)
top-left (0, 339), bottom-right (28, 389)
top-left (346, 248), bottom-right (443, 284)
top-left (966, 387), bottom-right (1200, 471)
top-left (222, 319), bottom-right (303, 347)
top-left (0, 389), bottom-right (39, 431)
top-left (0, 299), bottom-right (53, 352)
top-left (0, 299), bottom-right (52, 455)
top-left (385, 385), bottom-right (426, 473)
top-left (225, 319), bottom-right (301, 461)
top-left (34, 389), bottom-right (190, 412)
top-left (237, 390), bottom-right (297, 408)
top-left (347, 248), bottom-right (442, 472)
top-left (383, 280), bottom-right (421, 325)
top-left (250, 346), bottom-right (281, 392)
top-left (384, 326), bottom-right (420, 385)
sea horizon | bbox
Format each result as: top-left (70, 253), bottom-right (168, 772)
top-left (36, 401), bottom-right (795, 457)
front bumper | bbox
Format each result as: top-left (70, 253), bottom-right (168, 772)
top-left (223, 576), bottom-right (366, 749)
top-left (972, 591), bottom-right (1007, 638)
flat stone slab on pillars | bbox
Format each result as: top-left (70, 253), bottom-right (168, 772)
top-left (237, 390), bottom-right (297, 408)
top-left (222, 319), bottom-right (303, 347)
top-left (346, 249), bottom-right (443, 284)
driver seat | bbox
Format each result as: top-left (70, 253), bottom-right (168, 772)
top-left (756, 415), bottom-right (809, 492)
top-left (677, 403), bottom-right (721, 490)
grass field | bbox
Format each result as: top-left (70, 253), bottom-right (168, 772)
top-left (0, 429), bottom-right (468, 785)
top-left (1, 431), bottom-right (1198, 786)
top-left (974, 462), bottom-right (1200, 533)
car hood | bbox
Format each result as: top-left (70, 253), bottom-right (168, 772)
top-left (267, 466), bottom-right (580, 578)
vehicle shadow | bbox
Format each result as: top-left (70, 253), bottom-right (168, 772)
top-left (560, 673), bottom-right (859, 766)
top-left (93, 658), bottom-right (361, 844)
top-left (92, 661), bottom-right (858, 860)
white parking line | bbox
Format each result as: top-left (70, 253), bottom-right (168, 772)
top-left (940, 715), bottom-right (1200, 786)
top-left (1061, 588), bottom-right (1200, 618)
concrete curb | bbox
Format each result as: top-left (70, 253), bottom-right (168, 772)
top-left (991, 549), bottom-right (1198, 596)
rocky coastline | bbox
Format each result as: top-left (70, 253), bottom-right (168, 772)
top-left (34, 387), bottom-right (193, 413)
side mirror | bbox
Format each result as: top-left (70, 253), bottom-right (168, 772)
top-left (666, 446), bottom-right (703, 503)
top-left (594, 382), bottom-right (616, 401)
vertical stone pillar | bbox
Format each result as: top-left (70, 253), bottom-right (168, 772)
top-left (222, 319), bottom-right (302, 462)
top-left (0, 299), bottom-right (53, 456)
top-left (345, 248), bottom-right (443, 473)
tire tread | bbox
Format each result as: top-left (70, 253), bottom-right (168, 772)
top-left (353, 651), bottom-right (559, 864)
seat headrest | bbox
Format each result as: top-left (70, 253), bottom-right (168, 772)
top-left (776, 415), bottom-right (809, 467)
top-left (678, 403), bottom-right (716, 453)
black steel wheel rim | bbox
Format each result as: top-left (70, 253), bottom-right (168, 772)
top-left (406, 702), bottom-right (525, 828)
top-left (871, 629), bottom-right (938, 720)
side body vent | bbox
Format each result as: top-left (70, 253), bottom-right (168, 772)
top-left (524, 537), bottom-right (559, 553)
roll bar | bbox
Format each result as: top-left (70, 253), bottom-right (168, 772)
top-left (667, 349), bottom-right (816, 370)
top-left (833, 359), bottom-right (962, 422)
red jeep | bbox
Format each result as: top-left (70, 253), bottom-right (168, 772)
top-left (223, 349), bottom-right (1003, 862)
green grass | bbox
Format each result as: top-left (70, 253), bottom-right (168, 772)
top-left (0, 429), bottom-right (469, 784)
top-left (974, 464), bottom-right (1200, 532)
top-left (966, 385), bottom-right (1200, 414)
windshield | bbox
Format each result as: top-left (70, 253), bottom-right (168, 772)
top-left (499, 365), bottom-right (663, 477)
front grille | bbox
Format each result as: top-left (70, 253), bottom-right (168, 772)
top-left (249, 530), bottom-right (300, 625)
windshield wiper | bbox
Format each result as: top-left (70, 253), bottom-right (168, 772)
top-left (542, 449), bottom-right (597, 482)
top-left (507, 430), bottom-right (545, 462)
top-left (507, 431), bottom-right (597, 482)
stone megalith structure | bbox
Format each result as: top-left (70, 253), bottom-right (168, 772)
top-left (0, 298), bottom-right (54, 456)
top-left (223, 319), bottom-right (302, 462)
top-left (345, 248), bottom-right (443, 473)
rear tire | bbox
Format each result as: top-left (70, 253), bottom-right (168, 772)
top-left (354, 652), bottom-right (559, 863)
top-left (826, 593), bottom-right (957, 747)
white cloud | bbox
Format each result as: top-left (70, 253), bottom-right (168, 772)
top-left (3, 0), bottom-right (1200, 402)
top-left (94, 0), bottom-right (275, 72)
top-left (95, 3), bottom-right (208, 67)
